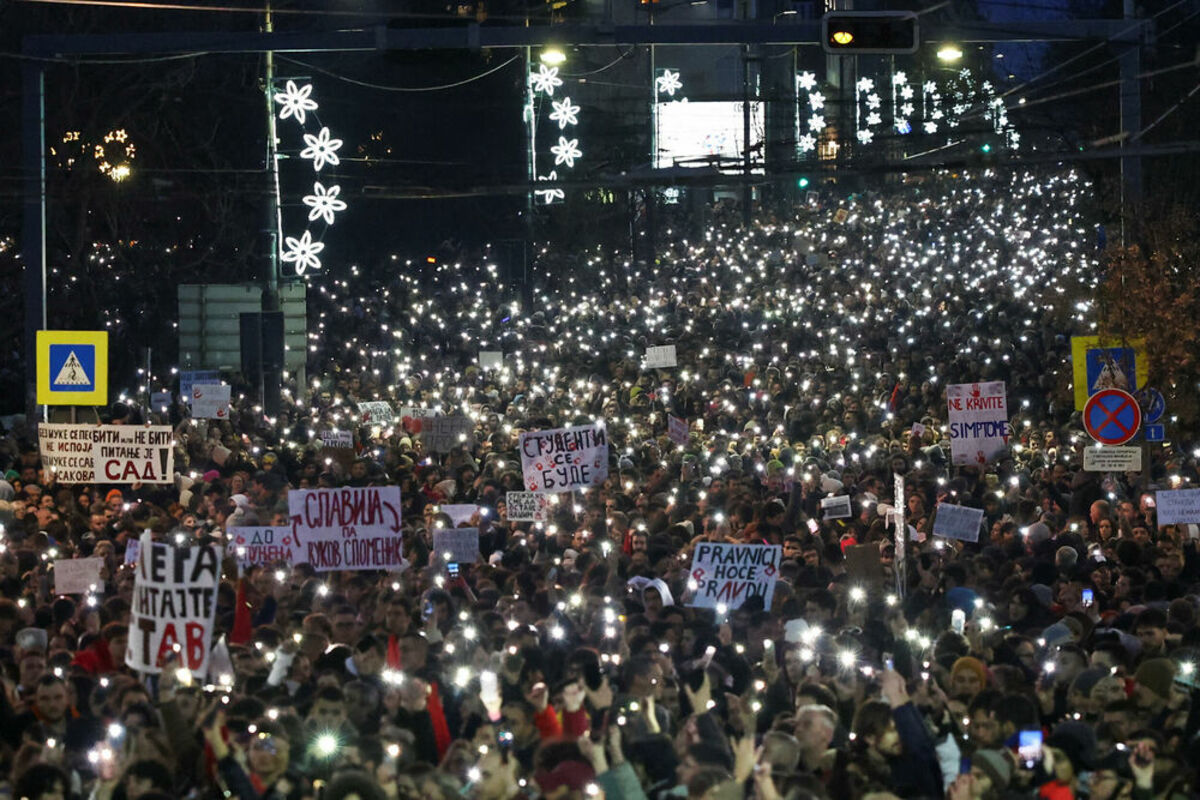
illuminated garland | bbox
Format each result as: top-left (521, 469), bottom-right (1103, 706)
top-left (274, 79), bottom-right (347, 276)
top-left (528, 65), bottom-right (581, 205)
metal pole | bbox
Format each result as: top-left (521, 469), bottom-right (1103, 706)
top-left (262, 3), bottom-right (283, 417)
top-left (1119, 0), bottom-right (1142, 228)
top-left (742, 44), bottom-right (752, 228)
top-left (21, 59), bottom-right (47, 423)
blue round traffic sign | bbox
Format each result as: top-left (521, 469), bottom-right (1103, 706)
top-left (1135, 388), bottom-right (1165, 424)
top-left (1084, 388), bottom-right (1141, 445)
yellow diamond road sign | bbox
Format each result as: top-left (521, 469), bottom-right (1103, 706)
top-left (37, 330), bottom-right (108, 406)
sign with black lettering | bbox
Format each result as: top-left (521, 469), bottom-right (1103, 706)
top-left (287, 487), bottom-right (403, 571)
top-left (686, 543), bottom-right (781, 611)
top-left (126, 536), bottom-right (222, 675)
top-left (229, 526), bottom-right (300, 567)
top-left (39, 424), bottom-right (174, 485)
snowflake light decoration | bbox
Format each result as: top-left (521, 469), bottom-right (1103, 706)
top-left (275, 78), bottom-right (347, 277)
top-left (656, 69), bottom-right (683, 97)
top-left (530, 65), bottom-right (564, 96)
top-left (303, 182), bottom-right (347, 225)
top-left (798, 133), bottom-right (817, 153)
top-left (274, 80), bottom-right (318, 125)
top-left (534, 171), bottom-right (566, 204)
top-left (280, 230), bottom-right (325, 275)
top-left (300, 127), bottom-right (343, 172)
top-left (550, 137), bottom-right (582, 168)
top-left (809, 92), bottom-right (826, 111)
top-left (808, 114), bottom-right (826, 133)
top-left (797, 71), bottom-right (818, 92)
top-left (549, 97), bottom-right (580, 129)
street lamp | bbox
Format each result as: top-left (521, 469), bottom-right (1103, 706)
top-left (540, 47), bottom-right (567, 66)
top-left (936, 44), bottom-right (963, 62)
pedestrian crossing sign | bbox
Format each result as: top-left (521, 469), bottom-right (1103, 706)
top-left (37, 330), bottom-right (108, 406)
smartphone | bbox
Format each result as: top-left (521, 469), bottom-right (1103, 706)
top-left (883, 652), bottom-right (894, 672)
top-left (1018, 730), bottom-right (1043, 768)
top-left (1081, 588), bottom-right (1094, 608)
top-left (951, 608), bottom-right (966, 636)
top-left (422, 599), bottom-right (434, 620)
top-left (447, 562), bottom-right (460, 579)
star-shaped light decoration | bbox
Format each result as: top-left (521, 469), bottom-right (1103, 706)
top-left (809, 92), bottom-right (826, 110)
top-left (274, 80), bottom-right (318, 125)
top-left (299, 127), bottom-right (343, 172)
top-left (857, 128), bottom-right (875, 144)
top-left (281, 230), bottom-right (325, 275)
top-left (797, 71), bottom-right (818, 91)
top-left (808, 114), bottom-right (826, 132)
top-left (856, 77), bottom-right (875, 93)
top-left (530, 65), bottom-right (564, 96)
top-left (302, 182), bottom-right (348, 225)
top-left (866, 93), bottom-right (881, 110)
top-left (550, 137), bottom-right (582, 168)
top-left (798, 134), bottom-right (817, 153)
top-left (534, 171), bottom-right (566, 204)
top-left (549, 97), bottom-right (581, 129)
top-left (656, 69), bottom-right (684, 97)
top-left (866, 111), bottom-right (882, 126)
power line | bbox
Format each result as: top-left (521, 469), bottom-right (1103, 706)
top-left (277, 54), bottom-right (521, 93)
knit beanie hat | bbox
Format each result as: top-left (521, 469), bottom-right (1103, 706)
top-left (1135, 657), bottom-right (1176, 701)
top-left (951, 656), bottom-right (989, 688)
top-left (972, 749), bottom-right (1012, 790)
top-left (1046, 720), bottom-right (1097, 771)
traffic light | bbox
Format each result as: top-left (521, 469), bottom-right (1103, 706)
top-left (797, 177), bottom-right (810, 189)
top-left (821, 11), bottom-right (918, 55)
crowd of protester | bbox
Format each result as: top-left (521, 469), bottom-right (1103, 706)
top-left (0, 168), bottom-right (1197, 800)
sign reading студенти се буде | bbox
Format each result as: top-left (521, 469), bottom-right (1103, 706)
top-left (519, 423), bottom-right (609, 493)
top-left (287, 487), bottom-right (403, 571)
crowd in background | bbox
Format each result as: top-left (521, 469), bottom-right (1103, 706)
top-left (0, 168), bottom-right (1196, 800)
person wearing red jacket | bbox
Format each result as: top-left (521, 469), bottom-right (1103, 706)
top-left (71, 623), bottom-right (128, 675)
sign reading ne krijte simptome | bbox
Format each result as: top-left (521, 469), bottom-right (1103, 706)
top-left (126, 536), bottom-right (221, 676)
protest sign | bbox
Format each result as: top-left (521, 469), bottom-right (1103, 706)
top-left (1156, 488), bottom-right (1200, 525)
top-left (54, 557), bottom-right (103, 595)
top-left (479, 351), bottom-right (503, 370)
top-left (288, 487), bottom-right (403, 571)
top-left (432, 528), bottom-right (481, 564)
top-left (150, 391), bottom-right (173, 413)
top-left (398, 406), bottom-right (438, 421)
top-left (932, 503), bottom-right (985, 543)
top-left (946, 382), bottom-right (1009, 466)
top-left (437, 504), bottom-right (479, 527)
top-left (820, 495), bottom-right (852, 520)
top-left (1083, 446), bottom-right (1142, 472)
top-left (190, 384), bottom-right (231, 419)
top-left (124, 538), bottom-right (141, 566)
top-left (228, 527), bottom-right (300, 567)
top-left (320, 430), bottom-right (353, 449)
top-left (519, 423), bottom-right (609, 493)
top-left (506, 491), bottom-right (551, 522)
top-left (687, 543), bottom-right (781, 611)
top-left (420, 415), bottom-right (475, 453)
top-left (844, 544), bottom-right (883, 588)
top-left (644, 345), bottom-right (677, 369)
top-left (126, 536), bottom-right (222, 675)
top-left (668, 415), bottom-right (689, 446)
top-left (39, 424), bottom-right (174, 484)
top-left (179, 370), bottom-right (220, 397)
top-left (357, 401), bottom-right (394, 425)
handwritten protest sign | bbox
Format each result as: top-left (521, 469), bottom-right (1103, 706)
top-left (150, 392), bottom-right (173, 413)
top-left (420, 415), bottom-right (475, 453)
top-left (126, 536), bottom-right (222, 675)
top-left (687, 543), bottom-right (781, 611)
top-left (288, 487), bottom-right (403, 571)
top-left (1156, 489), bottom-right (1200, 525)
top-left (644, 345), bottom-right (677, 369)
top-left (932, 503), bottom-right (985, 542)
top-left (506, 491), bottom-right (551, 522)
top-left (320, 430), bottom-right (353, 449)
top-left (39, 424), bottom-right (174, 485)
top-left (190, 384), bottom-right (231, 420)
top-left (54, 557), bottom-right (103, 595)
top-left (229, 527), bottom-right (300, 567)
top-left (357, 401), bottom-right (394, 425)
top-left (179, 370), bottom-right (220, 397)
top-left (519, 423), bottom-right (609, 493)
top-left (398, 406), bottom-right (438, 421)
top-left (432, 528), bottom-right (481, 564)
top-left (437, 504), bottom-right (479, 527)
top-left (820, 495), bottom-right (852, 520)
top-left (668, 416), bottom-right (689, 446)
top-left (947, 382), bottom-right (1009, 466)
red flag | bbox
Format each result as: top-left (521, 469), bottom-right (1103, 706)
top-left (230, 578), bottom-right (253, 645)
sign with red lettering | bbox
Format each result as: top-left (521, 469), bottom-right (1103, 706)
top-left (287, 487), bottom-right (404, 572)
top-left (126, 535), bottom-right (222, 675)
top-left (946, 382), bottom-right (1009, 466)
top-left (38, 424), bottom-right (174, 485)
top-left (229, 526), bottom-right (301, 567)
top-left (686, 542), bottom-right (781, 611)
top-left (519, 423), bottom-right (609, 493)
